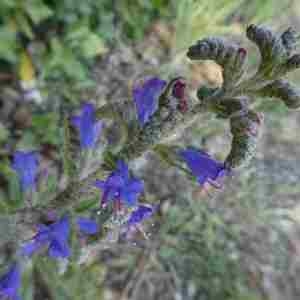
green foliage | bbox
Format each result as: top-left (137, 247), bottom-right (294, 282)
top-left (0, 25), bottom-right (18, 63)
top-left (116, 0), bottom-right (170, 40)
top-left (61, 115), bottom-right (77, 179)
top-left (0, 0), bottom-right (170, 93)
top-left (159, 200), bottom-right (252, 300)
top-left (235, 0), bottom-right (291, 22)
top-left (0, 161), bottom-right (23, 210)
top-left (172, 0), bottom-right (291, 55)
top-left (31, 112), bottom-right (60, 145)
top-left (24, 258), bottom-right (105, 300)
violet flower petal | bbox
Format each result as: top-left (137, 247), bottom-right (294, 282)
top-left (133, 77), bottom-right (166, 126)
top-left (127, 205), bottom-right (154, 226)
top-left (0, 263), bottom-right (21, 300)
top-left (12, 150), bottom-right (39, 191)
top-left (180, 148), bottom-right (227, 185)
top-left (77, 217), bottom-right (99, 235)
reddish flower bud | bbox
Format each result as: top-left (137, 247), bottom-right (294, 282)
top-left (172, 79), bottom-right (186, 99)
top-left (238, 47), bottom-right (247, 58)
top-left (172, 79), bottom-right (188, 113)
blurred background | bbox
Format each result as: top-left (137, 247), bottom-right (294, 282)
top-left (0, 0), bottom-right (300, 299)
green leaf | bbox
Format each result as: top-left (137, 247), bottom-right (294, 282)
top-left (0, 200), bottom-right (9, 214)
top-left (80, 32), bottom-right (107, 59)
top-left (7, 170), bottom-right (23, 206)
top-left (74, 197), bottom-right (98, 213)
top-left (0, 162), bottom-right (23, 205)
top-left (153, 144), bottom-right (193, 178)
top-left (44, 38), bottom-right (87, 81)
top-left (32, 112), bottom-right (60, 145)
top-left (15, 13), bottom-right (34, 39)
top-left (61, 115), bottom-right (77, 178)
top-left (0, 26), bottom-right (17, 62)
top-left (38, 174), bottom-right (58, 204)
top-left (24, 0), bottom-right (53, 24)
top-left (0, 123), bottom-right (9, 143)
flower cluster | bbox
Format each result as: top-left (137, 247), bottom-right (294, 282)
top-left (6, 78), bottom-right (231, 298)
top-left (95, 160), bottom-right (144, 208)
top-left (3, 23), bottom-right (300, 298)
top-left (21, 215), bottom-right (71, 258)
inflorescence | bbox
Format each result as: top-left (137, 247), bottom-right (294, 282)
top-left (1, 24), bottom-right (300, 298)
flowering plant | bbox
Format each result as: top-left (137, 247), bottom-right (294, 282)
top-left (0, 24), bottom-right (299, 297)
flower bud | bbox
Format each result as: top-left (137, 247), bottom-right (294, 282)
top-left (281, 27), bottom-right (299, 56)
top-left (172, 78), bottom-right (188, 113)
top-left (284, 54), bottom-right (300, 72)
top-left (258, 79), bottom-right (300, 109)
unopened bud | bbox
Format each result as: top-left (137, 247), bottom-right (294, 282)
top-left (281, 27), bottom-right (299, 56)
top-left (172, 79), bottom-right (188, 113)
top-left (285, 54), bottom-right (300, 72)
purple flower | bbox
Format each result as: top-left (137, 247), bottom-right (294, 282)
top-left (0, 263), bottom-right (21, 300)
top-left (21, 215), bottom-right (70, 259)
top-left (133, 77), bottom-right (166, 126)
top-left (12, 150), bottom-right (39, 191)
top-left (71, 102), bottom-right (103, 149)
top-left (180, 148), bottom-right (228, 186)
top-left (127, 205), bottom-right (155, 226)
top-left (76, 217), bottom-right (99, 235)
top-left (95, 160), bottom-right (144, 207)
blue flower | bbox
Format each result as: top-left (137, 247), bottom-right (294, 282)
top-left (71, 102), bottom-right (103, 149)
top-left (95, 160), bottom-right (144, 207)
top-left (76, 217), bottom-right (99, 235)
top-left (133, 77), bottom-right (166, 126)
top-left (0, 263), bottom-right (21, 300)
top-left (180, 148), bottom-right (228, 186)
top-left (21, 215), bottom-right (70, 259)
top-left (12, 150), bottom-right (39, 191)
top-left (127, 205), bottom-right (155, 226)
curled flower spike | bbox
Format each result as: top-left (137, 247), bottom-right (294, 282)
top-left (226, 110), bottom-right (263, 168)
top-left (246, 25), bottom-right (300, 77)
top-left (21, 215), bottom-right (70, 259)
top-left (12, 150), bottom-right (39, 191)
top-left (0, 263), bottom-right (21, 300)
top-left (76, 217), bottom-right (99, 235)
top-left (133, 77), bottom-right (167, 126)
top-left (71, 102), bottom-right (103, 149)
top-left (180, 148), bottom-right (228, 187)
top-left (95, 160), bottom-right (144, 207)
